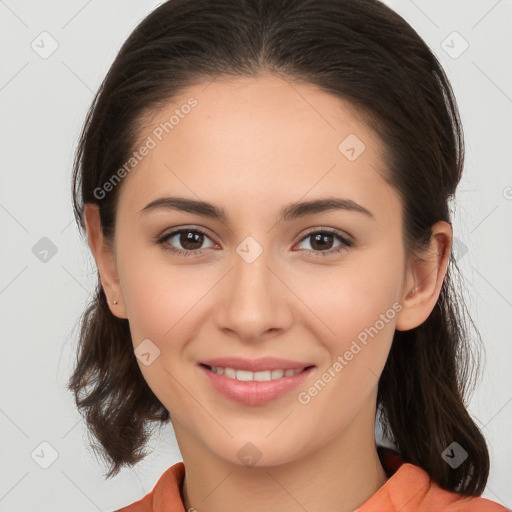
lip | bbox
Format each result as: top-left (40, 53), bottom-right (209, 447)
top-left (199, 356), bottom-right (314, 372)
top-left (198, 363), bottom-right (316, 406)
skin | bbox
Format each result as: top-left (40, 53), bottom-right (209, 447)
top-left (84, 73), bottom-right (452, 512)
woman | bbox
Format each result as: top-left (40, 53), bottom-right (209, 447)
top-left (68, 0), bottom-right (507, 510)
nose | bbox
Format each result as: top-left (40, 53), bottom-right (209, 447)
top-left (214, 240), bottom-right (293, 342)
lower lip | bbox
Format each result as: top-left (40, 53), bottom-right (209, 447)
top-left (199, 364), bottom-right (315, 405)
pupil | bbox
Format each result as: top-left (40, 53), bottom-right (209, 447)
top-left (312, 233), bottom-right (332, 251)
top-left (181, 231), bottom-right (203, 250)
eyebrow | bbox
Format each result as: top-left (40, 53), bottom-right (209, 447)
top-left (138, 196), bottom-right (375, 222)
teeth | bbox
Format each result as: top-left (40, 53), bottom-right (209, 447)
top-left (224, 367), bottom-right (236, 379)
top-left (208, 366), bottom-right (304, 381)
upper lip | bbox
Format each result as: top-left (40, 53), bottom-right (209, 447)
top-left (200, 356), bottom-right (315, 372)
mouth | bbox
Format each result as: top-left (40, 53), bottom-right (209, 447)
top-left (198, 363), bottom-right (316, 405)
top-left (200, 363), bottom-right (315, 382)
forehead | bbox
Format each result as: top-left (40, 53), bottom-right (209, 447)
top-left (117, 74), bottom-right (399, 226)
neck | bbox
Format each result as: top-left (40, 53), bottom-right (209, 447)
top-left (175, 403), bottom-right (388, 512)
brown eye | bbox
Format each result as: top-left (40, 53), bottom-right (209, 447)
top-left (177, 230), bottom-right (205, 250)
top-left (310, 232), bottom-right (335, 251)
top-left (157, 228), bottom-right (217, 257)
top-left (296, 229), bottom-right (352, 256)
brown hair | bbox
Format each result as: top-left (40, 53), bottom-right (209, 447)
top-left (68, 0), bottom-right (490, 494)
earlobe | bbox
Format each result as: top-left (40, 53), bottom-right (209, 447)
top-left (83, 203), bottom-right (128, 319)
top-left (395, 221), bottom-right (452, 331)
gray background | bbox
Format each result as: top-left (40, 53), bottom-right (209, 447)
top-left (0, 0), bottom-right (511, 510)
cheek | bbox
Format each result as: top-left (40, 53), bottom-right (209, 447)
top-left (293, 252), bottom-right (402, 414)
top-left (293, 279), bottom-right (398, 439)
top-left (117, 241), bottom-right (213, 342)
top-left (299, 255), bottom-right (401, 346)
top-left (117, 252), bottom-right (211, 415)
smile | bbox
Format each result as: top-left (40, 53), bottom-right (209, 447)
top-left (206, 365), bottom-right (306, 381)
top-left (198, 363), bottom-right (316, 405)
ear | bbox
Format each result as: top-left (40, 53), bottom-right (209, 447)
top-left (83, 203), bottom-right (128, 319)
top-left (395, 220), bottom-right (452, 331)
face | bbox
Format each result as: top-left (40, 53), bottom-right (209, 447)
top-left (93, 74), bottom-right (417, 467)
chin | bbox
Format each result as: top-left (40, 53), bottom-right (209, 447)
top-left (209, 434), bottom-right (314, 469)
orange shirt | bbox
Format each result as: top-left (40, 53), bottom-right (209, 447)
top-left (115, 447), bottom-right (508, 511)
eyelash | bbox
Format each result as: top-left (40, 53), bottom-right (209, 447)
top-left (154, 226), bottom-right (353, 258)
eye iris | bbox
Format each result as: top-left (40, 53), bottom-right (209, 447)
top-left (311, 233), bottom-right (333, 251)
top-left (181, 231), bottom-right (204, 250)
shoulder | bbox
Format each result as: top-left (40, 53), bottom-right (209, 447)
top-left (358, 448), bottom-right (508, 512)
top-left (114, 461), bottom-right (186, 512)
